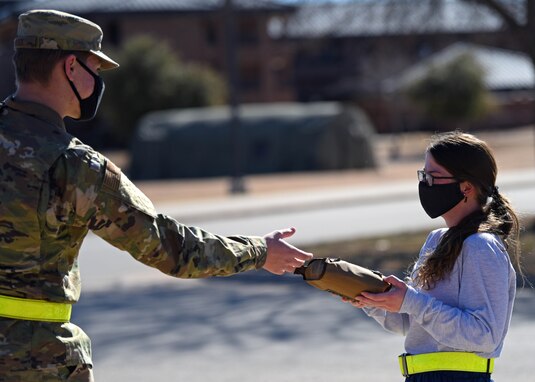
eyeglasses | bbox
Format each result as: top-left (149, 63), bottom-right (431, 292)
top-left (417, 170), bottom-right (457, 186)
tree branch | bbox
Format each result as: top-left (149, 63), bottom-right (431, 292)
top-left (469, 0), bottom-right (521, 29)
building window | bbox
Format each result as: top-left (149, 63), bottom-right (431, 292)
top-left (204, 20), bottom-right (218, 46)
top-left (240, 60), bottom-right (261, 91)
top-left (270, 57), bottom-right (291, 88)
top-left (238, 18), bottom-right (259, 45)
top-left (106, 20), bottom-right (120, 46)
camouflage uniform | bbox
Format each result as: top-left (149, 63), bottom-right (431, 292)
top-left (0, 10), bottom-right (268, 381)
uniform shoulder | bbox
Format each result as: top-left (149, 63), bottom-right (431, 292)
top-left (51, 142), bottom-right (108, 191)
top-left (63, 142), bottom-right (105, 170)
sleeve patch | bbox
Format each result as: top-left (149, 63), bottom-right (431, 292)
top-left (103, 160), bottom-right (121, 192)
top-left (89, 155), bottom-right (101, 172)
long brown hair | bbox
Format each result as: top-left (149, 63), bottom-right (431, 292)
top-left (415, 131), bottom-right (522, 289)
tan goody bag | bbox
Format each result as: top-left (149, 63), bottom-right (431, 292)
top-left (294, 257), bottom-right (391, 300)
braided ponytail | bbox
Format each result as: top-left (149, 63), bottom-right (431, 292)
top-left (483, 187), bottom-right (523, 280)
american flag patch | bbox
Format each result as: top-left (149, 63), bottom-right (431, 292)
top-left (103, 161), bottom-right (121, 192)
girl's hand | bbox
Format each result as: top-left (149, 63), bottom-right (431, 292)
top-left (343, 275), bottom-right (408, 312)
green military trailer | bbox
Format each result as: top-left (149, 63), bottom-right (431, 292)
top-left (129, 102), bottom-right (377, 179)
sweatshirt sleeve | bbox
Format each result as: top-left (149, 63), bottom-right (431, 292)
top-left (399, 235), bottom-right (513, 354)
top-left (363, 307), bottom-right (410, 335)
top-left (360, 230), bottom-right (443, 336)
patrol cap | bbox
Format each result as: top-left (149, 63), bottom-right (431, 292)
top-left (15, 9), bottom-right (119, 70)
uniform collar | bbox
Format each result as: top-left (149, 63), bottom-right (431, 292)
top-left (3, 96), bottom-right (65, 131)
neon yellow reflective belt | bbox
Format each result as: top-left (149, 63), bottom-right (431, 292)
top-left (0, 294), bottom-right (71, 322)
top-left (399, 352), bottom-right (494, 377)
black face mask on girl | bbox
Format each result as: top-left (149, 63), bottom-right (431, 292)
top-left (418, 181), bottom-right (465, 218)
top-left (66, 59), bottom-right (105, 121)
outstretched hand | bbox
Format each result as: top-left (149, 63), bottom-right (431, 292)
top-left (262, 227), bottom-right (313, 275)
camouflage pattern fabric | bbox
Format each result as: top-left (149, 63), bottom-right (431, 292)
top-left (15, 9), bottom-right (118, 70)
top-left (0, 362), bottom-right (93, 382)
top-left (0, 97), bottom-right (267, 373)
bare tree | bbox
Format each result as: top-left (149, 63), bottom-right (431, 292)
top-left (469, 1), bottom-right (535, 162)
top-left (469, 1), bottom-right (535, 66)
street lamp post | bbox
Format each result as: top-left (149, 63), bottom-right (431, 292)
top-left (224, 0), bottom-right (246, 194)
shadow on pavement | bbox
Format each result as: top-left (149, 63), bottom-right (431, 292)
top-left (72, 272), bottom-right (535, 366)
top-left (73, 272), bottom-right (373, 361)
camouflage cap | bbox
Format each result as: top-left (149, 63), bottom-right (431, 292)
top-left (15, 9), bottom-right (119, 70)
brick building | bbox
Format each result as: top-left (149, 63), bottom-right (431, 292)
top-left (1, 0), bottom-right (533, 134)
top-left (0, 0), bottom-right (296, 103)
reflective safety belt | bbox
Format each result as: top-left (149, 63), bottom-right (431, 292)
top-left (399, 352), bottom-right (494, 377)
top-left (0, 294), bottom-right (71, 322)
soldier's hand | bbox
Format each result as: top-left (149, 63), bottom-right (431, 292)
top-left (262, 227), bottom-right (313, 275)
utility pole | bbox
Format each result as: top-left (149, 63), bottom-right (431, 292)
top-left (224, 0), bottom-right (246, 194)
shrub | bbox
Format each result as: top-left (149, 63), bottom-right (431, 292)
top-left (101, 36), bottom-right (226, 145)
top-left (407, 53), bottom-right (494, 126)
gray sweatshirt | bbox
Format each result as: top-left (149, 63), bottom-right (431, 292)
top-left (364, 228), bottom-right (516, 359)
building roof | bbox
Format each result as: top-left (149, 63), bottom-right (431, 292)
top-left (280, 0), bottom-right (517, 38)
top-left (0, 0), bottom-right (293, 21)
top-left (385, 42), bottom-right (535, 93)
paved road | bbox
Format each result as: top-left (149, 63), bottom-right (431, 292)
top-left (73, 274), bottom-right (534, 382)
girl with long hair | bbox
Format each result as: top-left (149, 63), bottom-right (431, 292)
top-left (346, 131), bottom-right (522, 382)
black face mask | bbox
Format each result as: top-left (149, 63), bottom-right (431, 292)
top-left (418, 181), bottom-right (465, 219)
top-left (66, 59), bottom-right (105, 121)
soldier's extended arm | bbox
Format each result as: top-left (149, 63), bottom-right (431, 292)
top-left (56, 146), bottom-right (268, 278)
